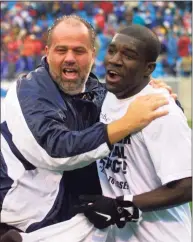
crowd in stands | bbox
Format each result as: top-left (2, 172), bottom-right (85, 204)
top-left (1, 1), bottom-right (192, 81)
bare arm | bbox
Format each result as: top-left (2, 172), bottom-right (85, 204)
top-left (133, 177), bottom-right (192, 212)
top-left (74, 178), bottom-right (191, 229)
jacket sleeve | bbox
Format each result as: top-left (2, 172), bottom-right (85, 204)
top-left (4, 83), bottom-right (112, 171)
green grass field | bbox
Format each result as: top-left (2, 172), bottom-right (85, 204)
top-left (188, 120), bottom-right (192, 128)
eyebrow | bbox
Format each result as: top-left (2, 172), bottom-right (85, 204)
top-left (122, 46), bottom-right (139, 56)
top-left (109, 43), bottom-right (139, 56)
top-left (55, 45), bottom-right (67, 49)
top-left (54, 45), bottom-right (86, 50)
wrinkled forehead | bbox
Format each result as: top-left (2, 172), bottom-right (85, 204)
top-left (53, 20), bottom-right (89, 38)
top-left (111, 33), bottom-right (145, 52)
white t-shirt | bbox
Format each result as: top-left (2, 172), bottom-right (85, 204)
top-left (97, 84), bottom-right (191, 242)
top-left (21, 214), bottom-right (111, 242)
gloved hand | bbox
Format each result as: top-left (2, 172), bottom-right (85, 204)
top-left (73, 195), bottom-right (142, 229)
top-left (73, 195), bottom-right (126, 229)
top-left (116, 195), bottom-right (142, 223)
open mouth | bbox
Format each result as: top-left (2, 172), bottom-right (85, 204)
top-left (106, 70), bottom-right (122, 83)
top-left (62, 68), bottom-right (78, 80)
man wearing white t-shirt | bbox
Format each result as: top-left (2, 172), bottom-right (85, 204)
top-left (79, 25), bottom-right (191, 242)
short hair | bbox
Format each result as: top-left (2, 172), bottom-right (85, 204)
top-left (118, 24), bottom-right (161, 62)
top-left (47, 15), bottom-right (96, 49)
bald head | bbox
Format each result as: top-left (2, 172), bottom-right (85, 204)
top-left (47, 15), bottom-right (96, 49)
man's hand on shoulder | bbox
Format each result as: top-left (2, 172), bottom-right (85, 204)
top-left (149, 78), bottom-right (184, 112)
top-left (149, 78), bottom-right (177, 100)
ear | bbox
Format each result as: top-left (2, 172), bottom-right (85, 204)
top-left (45, 45), bottom-right (49, 56)
top-left (92, 47), bottom-right (96, 59)
top-left (144, 62), bottom-right (156, 77)
top-left (45, 45), bottom-right (50, 64)
top-left (91, 47), bottom-right (96, 66)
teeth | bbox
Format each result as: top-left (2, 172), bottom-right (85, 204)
top-left (63, 69), bottom-right (76, 73)
top-left (66, 70), bottom-right (74, 72)
top-left (109, 70), bottom-right (118, 75)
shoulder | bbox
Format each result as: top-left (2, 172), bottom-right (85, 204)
top-left (142, 98), bottom-right (189, 140)
top-left (141, 85), bottom-right (189, 135)
top-left (3, 68), bottom-right (67, 124)
top-left (139, 84), bottom-right (170, 97)
top-left (139, 84), bottom-right (184, 118)
top-left (16, 66), bottom-right (55, 92)
top-left (16, 67), bottom-right (64, 105)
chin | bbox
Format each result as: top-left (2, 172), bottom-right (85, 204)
top-left (106, 82), bottom-right (120, 94)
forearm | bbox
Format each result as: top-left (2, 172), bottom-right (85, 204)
top-left (107, 116), bottom-right (134, 144)
top-left (36, 118), bottom-right (136, 170)
top-left (132, 177), bottom-right (192, 212)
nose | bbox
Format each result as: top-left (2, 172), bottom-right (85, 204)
top-left (109, 52), bottom-right (122, 66)
top-left (64, 50), bottom-right (76, 64)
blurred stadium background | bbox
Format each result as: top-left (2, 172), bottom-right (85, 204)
top-left (1, 1), bottom-right (192, 121)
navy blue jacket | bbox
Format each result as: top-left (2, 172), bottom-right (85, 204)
top-left (0, 57), bottom-right (111, 232)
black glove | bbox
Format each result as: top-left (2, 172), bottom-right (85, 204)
top-left (116, 195), bottom-right (142, 223)
top-left (73, 195), bottom-right (126, 229)
top-left (73, 195), bottom-right (135, 229)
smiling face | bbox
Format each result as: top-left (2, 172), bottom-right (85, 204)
top-left (45, 19), bottom-right (95, 95)
top-left (105, 33), bottom-right (154, 99)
